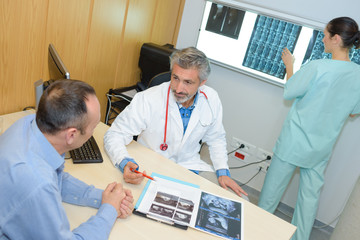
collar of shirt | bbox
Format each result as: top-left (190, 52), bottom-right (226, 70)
top-left (30, 115), bottom-right (65, 171)
top-left (177, 91), bottom-right (199, 110)
top-left (177, 92), bottom-right (198, 134)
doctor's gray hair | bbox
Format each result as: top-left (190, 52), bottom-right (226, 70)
top-left (170, 47), bottom-right (211, 82)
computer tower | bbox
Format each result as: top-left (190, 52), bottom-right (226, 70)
top-left (137, 43), bottom-right (176, 91)
top-left (105, 43), bottom-right (177, 125)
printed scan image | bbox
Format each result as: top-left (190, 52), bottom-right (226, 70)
top-left (173, 211), bottom-right (192, 224)
top-left (154, 192), bottom-right (179, 207)
top-left (195, 192), bottom-right (242, 240)
top-left (149, 204), bottom-right (175, 218)
top-left (177, 198), bottom-right (195, 212)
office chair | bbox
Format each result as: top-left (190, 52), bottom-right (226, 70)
top-left (105, 71), bottom-right (172, 125)
top-left (136, 43), bottom-right (175, 91)
top-left (105, 86), bottom-right (137, 125)
top-left (147, 71), bottom-right (171, 88)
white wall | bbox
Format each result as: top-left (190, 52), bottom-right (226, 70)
top-left (177, 0), bottom-right (360, 227)
top-left (237, 0), bottom-right (360, 25)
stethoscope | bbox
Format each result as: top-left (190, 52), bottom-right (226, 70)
top-left (160, 85), bottom-right (212, 151)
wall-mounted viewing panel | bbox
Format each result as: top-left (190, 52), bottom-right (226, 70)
top-left (197, 1), bottom-right (360, 86)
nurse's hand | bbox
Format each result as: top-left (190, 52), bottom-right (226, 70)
top-left (218, 176), bottom-right (248, 198)
top-left (123, 162), bottom-right (144, 184)
top-left (281, 47), bottom-right (295, 80)
top-left (281, 48), bottom-right (294, 66)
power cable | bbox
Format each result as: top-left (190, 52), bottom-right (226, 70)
top-left (227, 144), bottom-right (245, 155)
top-left (23, 106), bottom-right (35, 111)
top-left (229, 156), bottom-right (271, 169)
top-left (240, 168), bottom-right (262, 186)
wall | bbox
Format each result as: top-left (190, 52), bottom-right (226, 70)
top-left (330, 176), bottom-right (360, 240)
top-left (177, 0), bottom-right (360, 227)
top-left (0, 0), bottom-right (185, 118)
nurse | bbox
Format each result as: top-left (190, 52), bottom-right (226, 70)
top-left (258, 17), bottom-right (360, 240)
top-left (104, 47), bottom-right (248, 198)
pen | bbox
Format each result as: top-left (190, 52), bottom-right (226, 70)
top-left (130, 168), bottom-right (155, 181)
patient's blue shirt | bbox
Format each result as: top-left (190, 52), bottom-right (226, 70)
top-left (0, 114), bottom-right (117, 239)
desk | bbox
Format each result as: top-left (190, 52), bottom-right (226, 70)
top-left (2, 111), bottom-right (296, 240)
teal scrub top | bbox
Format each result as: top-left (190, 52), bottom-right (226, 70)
top-left (274, 59), bottom-right (360, 168)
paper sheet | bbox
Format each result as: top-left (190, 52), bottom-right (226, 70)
top-left (136, 173), bottom-right (201, 226)
top-left (135, 173), bottom-right (243, 240)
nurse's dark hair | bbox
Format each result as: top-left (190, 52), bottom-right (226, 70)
top-left (36, 79), bottom-right (96, 135)
top-left (327, 17), bottom-right (360, 49)
top-left (170, 47), bottom-right (211, 81)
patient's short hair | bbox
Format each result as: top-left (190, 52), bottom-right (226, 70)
top-left (36, 79), bottom-right (96, 135)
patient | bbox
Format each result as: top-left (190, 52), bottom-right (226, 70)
top-left (0, 80), bottom-right (133, 239)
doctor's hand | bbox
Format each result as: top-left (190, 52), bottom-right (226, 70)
top-left (218, 176), bottom-right (248, 198)
top-left (123, 162), bottom-right (145, 185)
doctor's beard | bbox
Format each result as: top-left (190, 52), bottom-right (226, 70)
top-left (172, 89), bottom-right (196, 104)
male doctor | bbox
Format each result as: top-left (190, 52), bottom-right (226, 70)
top-left (104, 47), bottom-right (247, 198)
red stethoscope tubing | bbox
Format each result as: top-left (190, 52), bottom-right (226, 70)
top-left (160, 86), bottom-right (171, 151)
top-left (199, 90), bottom-right (208, 100)
top-left (160, 86), bottom-right (208, 151)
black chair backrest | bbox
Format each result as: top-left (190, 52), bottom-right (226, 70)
top-left (148, 71), bottom-right (171, 88)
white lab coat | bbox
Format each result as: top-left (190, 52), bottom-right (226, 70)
top-left (104, 81), bottom-right (229, 172)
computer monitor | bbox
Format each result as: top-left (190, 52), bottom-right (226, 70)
top-left (48, 43), bottom-right (70, 80)
top-left (34, 44), bottom-right (71, 109)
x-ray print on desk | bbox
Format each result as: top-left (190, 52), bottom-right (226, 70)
top-left (135, 173), bottom-right (243, 240)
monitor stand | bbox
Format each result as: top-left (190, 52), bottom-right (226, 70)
top-left (34, 79), bottom-right (44, 110)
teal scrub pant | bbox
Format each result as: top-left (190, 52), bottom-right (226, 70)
top-left (258, 156), bottom-right (327, 240)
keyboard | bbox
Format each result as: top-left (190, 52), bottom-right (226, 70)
top-left (70, 136), bottom-right (103, 164)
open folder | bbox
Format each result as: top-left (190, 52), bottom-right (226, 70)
top-left (134, 173), bottom-right (244, 240)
